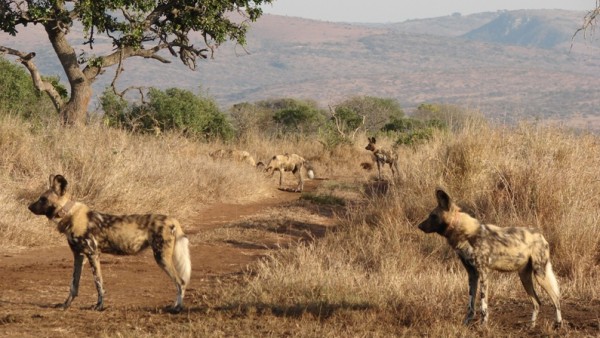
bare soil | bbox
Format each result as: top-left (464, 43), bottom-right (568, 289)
top-left (1, 179), bottom-right (599, 337)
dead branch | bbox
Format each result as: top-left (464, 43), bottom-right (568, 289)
top-left (0, 45), bottom-right (64, 111)
top-left (573, 1), bottom-right (600, 41)
top-left (328, 105), bottom-right (366, 141)
top-left (81, 44), bottom-right (171, 81)
top-left (350, 115), bottom-right (366, 140)
top-left (107, 48), bottom-right (149, 104)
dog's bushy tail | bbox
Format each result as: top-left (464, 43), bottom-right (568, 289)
top-left (546, 261), bottom-right (560, 297)
top-left (174, 235), bottom-right (191, 286)
top-left (305, 160), bottom-right (315, 179)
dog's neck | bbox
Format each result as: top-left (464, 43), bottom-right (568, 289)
top-left (56, 200), bottom-right (76, 218)
top-left (444, 209), bottom-right (481, 248)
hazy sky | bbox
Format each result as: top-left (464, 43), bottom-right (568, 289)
top-left (263, 0), bottom-right (594, 23)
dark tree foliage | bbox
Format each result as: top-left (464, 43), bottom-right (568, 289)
top-left (0, 0), bottom-right (273, 125)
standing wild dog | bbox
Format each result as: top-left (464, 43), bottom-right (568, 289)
top-left (28, 175), bottom-right (191, 313)
top-left (418, 189), bottom-right (562, 328)
top-left (209, 149), bottom-right (258, 167)
top-left (264, 153), bottom-right (314, 192)
top-left (365, 137), bottom-right (399, 180)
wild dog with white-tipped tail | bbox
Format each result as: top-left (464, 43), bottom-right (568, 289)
top-left (28, 174), bottom-right (191, 313)
top-left (418, 189), bottom-right (561, 328)
top-left (264, 153), bottom-right (314, 192)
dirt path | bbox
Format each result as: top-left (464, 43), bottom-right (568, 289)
top-left (1, 178), bottom-right (599, 337)
top-left (0, 180), bottom-right (331, 337)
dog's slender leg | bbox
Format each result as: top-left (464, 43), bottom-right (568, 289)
top-left (479, 269), bottom-right (489, 325)
top-left (62, 252), bottom-right (84, 309)
top-left (518, 265), bottom-right (541, 327)
top-left (295, 165), bottom-right (304, 192)
top-left (533, 263), bottom-right (562, 326)
top-left (279, 169), bottom-right (283, 187)
top-left (85, 238), bottom-right (105, 311)
top-left (460, 256), bottom-right (478, 325)
top-left (153, 245), bottom-right (185, 313)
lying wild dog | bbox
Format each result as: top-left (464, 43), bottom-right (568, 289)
top-left (209, 149), bottom-right (257, 167)
top-left (265, 153), bottom-right (314, 192)
top-left (365, 137), bottom-right (399, 180)
top-left (28, 175), bottom-right (191, 313)
top-left (418, 189), bottom-right (562, 327)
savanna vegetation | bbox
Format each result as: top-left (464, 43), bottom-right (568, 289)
top-left (1, 56), bottom-right (599, 337)
top-left (0, 0), bottom-right (275, 125)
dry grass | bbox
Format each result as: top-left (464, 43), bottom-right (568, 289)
top-left (0, 115), bottom-right (275, 250)
top-left (2, 113), bottom-right (600, 336)
top-left (229, 119), bottom-right (600, 335)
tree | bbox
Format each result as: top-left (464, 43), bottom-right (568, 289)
top-left (272, 100), bottom-right (325, 135)
top-left (0, 0), bottom-right (273, 125)
top-left (334, 96), bottom-right (404, 132)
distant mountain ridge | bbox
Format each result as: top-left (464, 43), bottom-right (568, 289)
top-left (462, 10), bottom-right (588, 49)
top-left (1, 9), bottom-right (600, 128)
top-left (386, 9), bottom-right (594, 51)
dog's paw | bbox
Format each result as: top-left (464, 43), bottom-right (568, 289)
top-left (92, 303), bottom-right (105, 311)
top-left (167, 305), bottom-right (184, 314)
top-left (55, 302), bottom-right (69, 310)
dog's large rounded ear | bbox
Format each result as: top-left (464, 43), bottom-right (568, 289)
top-left (51, 175), bottom-right (68, 196)
top-left (435, 189), bottom-right (451, 211)
top-left (368, 137), bottom-right (376, 144)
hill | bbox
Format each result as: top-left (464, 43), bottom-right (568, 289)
top-left (1, 9), bottom-right (600, 127)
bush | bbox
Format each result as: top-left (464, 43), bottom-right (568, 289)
top-left (413, 103), bottom-right (483, 131)
top-left (0, 57), bottom-right (58, 121)
top-left (229, 98), bottom-right (326, 139)
top-left (272, 100), bottom-right (325, 135)
top-left (381, 117), bottom-right (446, 146)
top-left (334, 96), bottom-right (404, 132)
top-left (102, 87), bottom-right (233, 140)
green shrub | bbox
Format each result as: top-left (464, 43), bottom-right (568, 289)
top-left (413, 103), bottom-right (483, 131)
top-left (101, 87), bottom-right (233, 140)
top-left (229, 98), bottom-right (326, 138)
top-left (0, 57), bottom-right (58, 121)
top-left (381, 116), bottom-right (446, 146)
top-left (272, 101), bottom-right (325, 135)
top-left (335, 96), bottom-right (404, 132)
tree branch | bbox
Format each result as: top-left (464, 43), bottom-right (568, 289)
top-left (574, 1), bottom-right (600, 41)
top-left (82, 44), bottom-right (171, 81)
top-left (0, 45), bottom-right (64, 111)
top-left (108, 49), bottom-right (149, 104)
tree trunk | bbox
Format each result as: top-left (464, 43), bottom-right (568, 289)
top-left (44, 23), bottom-right (92, 126)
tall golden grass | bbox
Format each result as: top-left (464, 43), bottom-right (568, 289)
top-left (2, 112), bottom-right (599, 335)
top-left (0, 115), bottom-right (278, 249)
top-left (232, 119), bottom-right (600, 334)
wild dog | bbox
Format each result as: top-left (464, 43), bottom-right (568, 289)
top-left (209, 149), bottom-right (257, 167)
top-left (28, 175), bottom-right (191, 313)
top-left (264, 153), bottom-right (314, 192)
top-left (418, 189), bottom-right (562, 327)
top-left (365, 137), bottom-right (399, 180)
